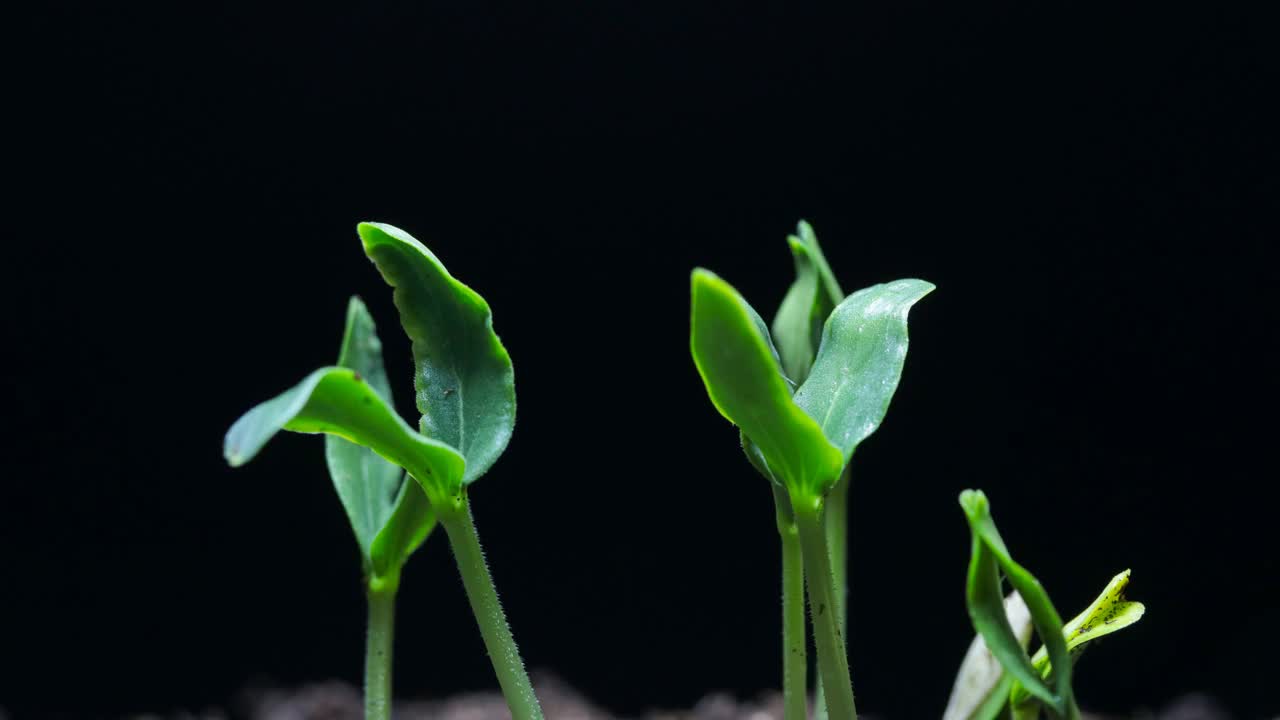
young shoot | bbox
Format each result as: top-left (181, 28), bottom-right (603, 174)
top-left (689, 222), bottom-right (933, 720)
top-left (954, 490), bottom-right (1145, 720)
top-left (225, 296), bottom-right (432, 720)
top-left (223, 222), bottom-right (543, 720)
top-left (766, 222), bottom-right (850, 720)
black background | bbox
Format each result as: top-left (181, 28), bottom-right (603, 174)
top-left (6, 1), bottom-right (1277, 718)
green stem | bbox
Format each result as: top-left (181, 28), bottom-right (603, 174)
top-left (795, 495), bottom-right (857, 720)
top-left (815, 467), bottom-right (851, 720)
top-left (826, 467), bottom-right (851, 629)
top-left (438, 492), bottom-right (544, 720)
top-left (364, 574), bottom-right (398, 720)
top-left (773, 486), bottom-right (808, 720)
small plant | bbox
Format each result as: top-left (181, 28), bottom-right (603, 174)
top-left (218, 218), bottom-right (1146, 720)
top-left (226, 295), bottom-right (432, 720)
top-left (224, 223), bottom-right (542, 720)
top-left (944, 490), bottom-right (1145, 720)
top-left (690, 221), bottom-right (934, 720)
top-left (690, 222), bottom-right (1144, 720)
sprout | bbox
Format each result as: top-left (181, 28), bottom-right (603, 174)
top-left (957, 490), bottom-right (1145, 720)
top-left (689, 221), bottom-right (933, 720)
top-left (218, 218), bottom-right (1146, 720)
top-left (224, 223), bottom-right (542, 720)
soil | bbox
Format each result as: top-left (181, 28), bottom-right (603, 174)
top-left (3, 674), bottom-right (1245, 720)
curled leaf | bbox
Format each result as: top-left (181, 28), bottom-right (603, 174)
top-left (224, 367), bottom-right (466, 503)
top-left (358, 222), bottom-right (515, 485)
top-left (1056, 569), bottom-right (1145, 654)
top-left (960, 490), bottom-right (1075, 717)
top-left (1010, 570), bottom-right (1146, 710)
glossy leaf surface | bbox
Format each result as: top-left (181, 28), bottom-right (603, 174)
top-left (960, 490), bottom-right (1075, 717)
top-left (359, 222), bottom-right (515, 485)
top-left (690, 269), bottom-right (843, 498)
top-left (793, 279), bottom-right (934, 464)
top-left (771, 221), bottom-right (843, 384)
top-left (224, 367), bottom-right (466, 502)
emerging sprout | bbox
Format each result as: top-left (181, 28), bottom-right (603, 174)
top-left (957, 490), bottom-right (1145, 720)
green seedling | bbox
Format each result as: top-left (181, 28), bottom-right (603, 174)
top-left (225, 296), bottom-right (433, 720)
top-left (956, 490), bottom-right (1145, 720)
top-left (690, 221), bottom-right (933, 720)
top-left (224, 223), bottom-right (542, 720)
top-left (213, 217), bottom-right (1147, 720)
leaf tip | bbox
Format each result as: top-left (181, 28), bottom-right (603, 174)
top-left (690, 266), bottom-right (717, 284)
top-left (690, 267), bottom-right (727, 302)
top-left (356, 221), bottom-right (412, 251)
top-left (959, 488), bottom-right (988, 515)
top-left (891, 278), bottom-right (938, 303)
top-left (784, 234), bottom-right (810, 259)
top-left (223, 442), bottom-right (245, 467)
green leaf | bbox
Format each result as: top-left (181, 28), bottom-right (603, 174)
top-left (1054, 569), bottom-right (1145, 654)
top-left (358, 222), bottom-right (515, 485)
top-left (793, 279), bottom-right (934, 464)
top-left (798, 221), bottom-right (843, 307)
top-left (960, 490), bottom-right (1075, 717)
top-left (1010, 570), bottom-right (1146, 709)
top-left (741, 432), bottom-right (781, 487)
top-left (323, 297), bottom-right (417, 563)
top-left (324, 296), bottom-right (438, 579)
top-left (224, 367), bottom-right (466, 503)
top-left (943, 592), bottom-right (1032, 720)
top-left (771, 221), bottom-right (843, 384)
top-left (690, 269), bottom-right (844, 499)
top-left (370, 479), bottom-right (435, 578)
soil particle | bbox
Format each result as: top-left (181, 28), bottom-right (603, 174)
top-left (103, 678), bottom-right (1250, 720)
top-left (236, 673), bottom-right (795, 720)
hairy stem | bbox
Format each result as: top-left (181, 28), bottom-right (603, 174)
top-left (364, 575), bottom-right (398, 720)
top-left (773, 486), bottom-right (808, 720)
top-left (438, 493), bottom-right (544, 720)
top-left (795, 496), bottom-right (857, 720)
